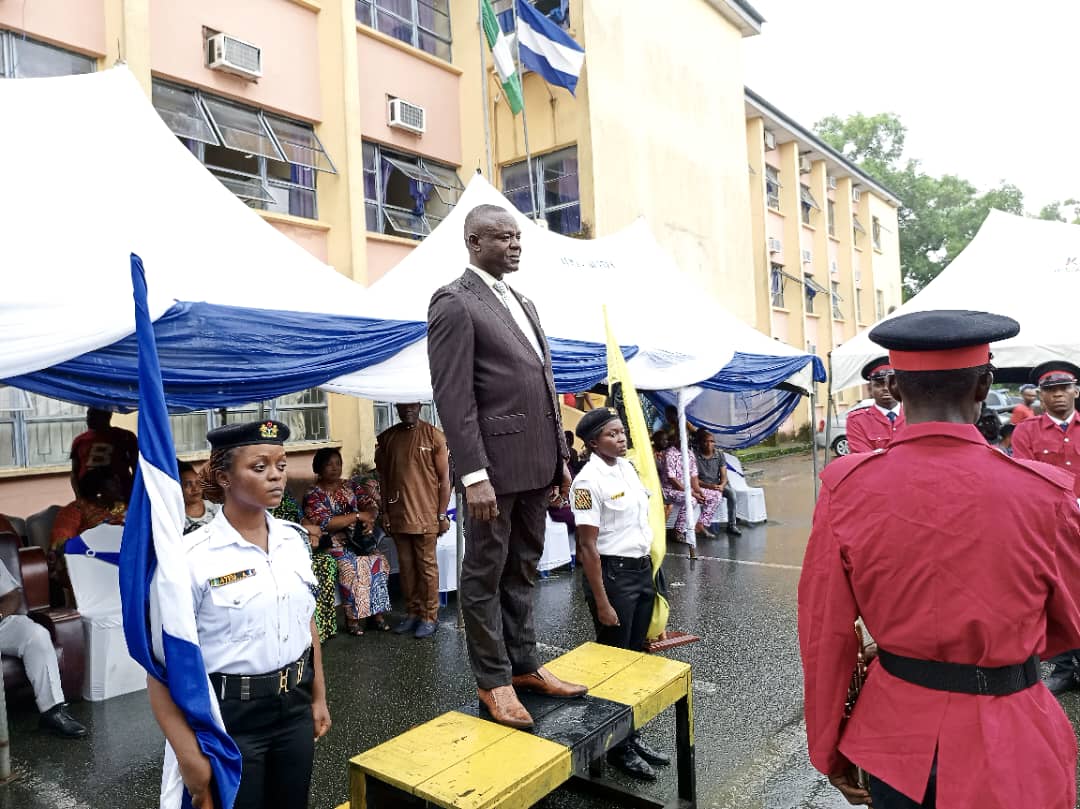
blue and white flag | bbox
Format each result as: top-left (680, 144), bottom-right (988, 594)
top-left (119, 254), bottom-right (241, 809)
top-left (516, 0), bottom-right (585, 95)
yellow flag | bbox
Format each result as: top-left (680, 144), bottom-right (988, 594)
top-left (604, 307), bottom-right (669, 639)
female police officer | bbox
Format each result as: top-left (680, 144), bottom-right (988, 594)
top-left (147, 420), bottom-right (331, 809)
top-left (571, 408), bottom-right (670, 782)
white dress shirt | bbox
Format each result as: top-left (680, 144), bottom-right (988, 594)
top-left (173, 510), bottom-right (316, 675)
top-left (874, 404), bottom-right (902, 420)
top-left (461, 265), bottom-right (546, 487)
top-left (570, 454), bottom-right (653, 558)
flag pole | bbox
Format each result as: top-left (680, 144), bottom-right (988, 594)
top-left (477, 0), bottom-right (494, 178)
top-left (510, 1), bottom-right (538, 217)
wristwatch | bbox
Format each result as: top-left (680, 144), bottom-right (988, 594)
top-left (437, 513), bottom-right (448, 520)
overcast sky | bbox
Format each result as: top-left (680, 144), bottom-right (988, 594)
top-left (742, 0), bottom-right (1077, 213)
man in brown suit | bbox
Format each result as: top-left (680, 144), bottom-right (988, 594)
top-left (427, 204), bottom-right (586, 728)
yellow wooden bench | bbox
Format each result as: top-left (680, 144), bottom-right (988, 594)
top-left (344, 642), bottom-right (695, 809)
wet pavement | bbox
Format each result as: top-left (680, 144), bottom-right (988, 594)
top-left (4, 451), bottom-right (1080, 808)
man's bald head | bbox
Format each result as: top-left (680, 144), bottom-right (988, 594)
top-left (464, 204), bottom-right (513, 239)
top-left (464, 204), bottom-right (521, 277)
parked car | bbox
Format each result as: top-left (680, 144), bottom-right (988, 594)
top-left (984, 388), bottom-right (1016, 425)
top-left (815, 399), bottom-right (873, 456)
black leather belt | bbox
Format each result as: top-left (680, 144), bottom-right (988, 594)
top-left (600, 554), bottom-right (651, 571)
top-left (210, 650), bottom-right (312, 701)
top-left (877, 649), bottom-right (1039, 696)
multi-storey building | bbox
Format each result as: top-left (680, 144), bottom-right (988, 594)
top-left (745, 90), bottom-right (903, 426)
top-left (0, 0), bottom-right (899, 512)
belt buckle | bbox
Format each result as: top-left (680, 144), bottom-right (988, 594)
top-left (239, 676), bottom-right (251, 701)
top-left (279, 669), bottom-right (290, 694)
top-left (296, 657), bottom-right (305, 685)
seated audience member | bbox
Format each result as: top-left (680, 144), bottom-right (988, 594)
top-left (303, 449), bottom-right (391, 636)
top-left (178, 460), bottom-right (220, 534)
top-left (658, 404), bottom-right (696, 446)
top-left (271, 489), bottom-right (337, 643)
top-left (0, 556), bottom-right (86, 737)
top-left (50, 468), bottom-right (127, 551)
top-left (69, 408), bottom-right (138, 500)
top-left (694, 432), bottom-right (741, 537)
top-left (660, 433), bottom-right (718, 539)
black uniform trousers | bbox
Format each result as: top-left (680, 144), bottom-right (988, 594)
top-left (217, 665), bottom-right (315, 809)
top-left (583, 555), bottom-right (655, 653)
top-left (869, 760), bottom-right (937, 809)
top-left (461, 487), bottom-right (548, 689)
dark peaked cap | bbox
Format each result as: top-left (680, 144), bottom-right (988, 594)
top-left (869, 310), bottom-right (1019, 372)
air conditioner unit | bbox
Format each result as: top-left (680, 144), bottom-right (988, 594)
top-left (763, 130), bottom-right (776, 151)
top-left (388, 98), bottom-right (426, 134)
top-left (799, 156), bottom-right (812, 174)
top-left (827, 175), bottom-right (838, 191)
top-left (852, 187), bottom-right (863, 203)
top-left (767, 237), bottom-right (782, 253)
top-left (206, 33), bottom-right (262, 80)
top-left (802, 249), bottom-right (813, 263)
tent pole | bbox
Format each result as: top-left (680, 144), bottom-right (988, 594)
top-left (677, 390), bottom-right (696, 558)
top-left (824, 351), bottom-right (835, 468)
top-left (810, 384), bottom-right (820, 500)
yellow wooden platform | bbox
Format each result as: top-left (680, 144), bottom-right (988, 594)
top-left (345, 642), bottom-right (694, 809)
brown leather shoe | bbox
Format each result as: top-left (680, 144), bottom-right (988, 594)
top-left (511, 666), bottom-right (587, 698)
top-left (477, 685), bottom-right (534, 729)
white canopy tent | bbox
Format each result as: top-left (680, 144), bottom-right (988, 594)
top-left (0, 66), bottom-right (376, 381)
top-left (327, 175), bottom-right (817, 401)
top-left (832, 210), bottom-right (1080, 390)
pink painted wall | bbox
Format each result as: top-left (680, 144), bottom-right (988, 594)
top-left (0, 0), bottom-right (104, 55)
top-left (772, 310), bottom-right (789, 341)
top-left (365, 238), bottom-right (415, 284)
top-left (150, 0), bottom-right (321, 121)
top-left (356, 33), bottom-right (461, 165)
top-left (805, 314), bottom-right (822, 350)
top-left (267, 221), bottom-right (329, 263)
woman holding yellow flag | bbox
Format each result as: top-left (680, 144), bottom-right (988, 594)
top-left (571, 407), bottom-right (671, 782)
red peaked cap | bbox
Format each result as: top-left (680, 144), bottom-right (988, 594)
top-left (1030, 360), bottom-right (1080, 388)
top-left (860, 356), bottom-right (893, 381)
top-left (868, 310), bottom-right (1019, 372)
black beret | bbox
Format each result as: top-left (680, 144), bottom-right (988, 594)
top-left (575, 407), bottom-right (621, 443)
top-left (207, 420), bottom-right (290, 451)
top-left (861, 356), bottom-right (894, 382)
top-left (869, 310), bottom-right (1019, 371)
top-left (1031, 360), bottom-right (1080, 388)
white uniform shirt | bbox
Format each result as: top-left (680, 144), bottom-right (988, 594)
top-left (570, 454), bottom-right (652, 558)
top-left (183, 510), bottom-right (316, 675)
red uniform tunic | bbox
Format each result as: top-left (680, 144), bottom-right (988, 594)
top-left (1012, 413), bottom-right (1080, 497)
top-left (1010, 402), bottom-right (1035, 424)
top-left (844, 405), bottom-right (904, 453)
top-left (800, 422), bottom-right (1080, 809)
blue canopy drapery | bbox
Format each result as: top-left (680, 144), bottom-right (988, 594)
top-left (6, 301), bottom-right (427, 412)
top-left (549, 337), bottom-right (637, 394)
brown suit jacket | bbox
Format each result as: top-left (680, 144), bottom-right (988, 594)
top-left (427, 269), bottom-right (567, 495)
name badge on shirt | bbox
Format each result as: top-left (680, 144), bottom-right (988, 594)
top-left (610, 492), bottom-right (625, 500)
top-left (208, 569), bottom-right (256, 588)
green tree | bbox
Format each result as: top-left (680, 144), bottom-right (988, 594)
top-left (1037, 199), bottom-right (1080, 223)
top-left (814, 114), bottom-right (1024, 297)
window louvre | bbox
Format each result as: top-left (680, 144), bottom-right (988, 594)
top-left (264, 114), bottom-right (336, 173)
top-left (364, 142), bottom-right (464, 238)
top-left (852, 215), bottom-right (867, 234)
top-left (383, 207), bottom-right (432, 237)
top-left (201, 97), bottom-right (286, 162)
top-left (152, 82), bottom-right (220, 146)
top-left (208, 168), bottom-right (276, 204)
top-left (800, 186), bottom-right (821, 210)
top-left (501, 146), bottom-right (581, 235)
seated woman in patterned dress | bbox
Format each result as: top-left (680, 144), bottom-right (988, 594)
top-left (660, 433), bottom-right (719, 540)
top-left (272, 488), bottom-right (338, 643)
top-left (303, 448), bottom-right (391, 636)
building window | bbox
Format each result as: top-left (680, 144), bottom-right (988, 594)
top-left (170, 389), bottom-right (330, 455)
top-left (852, 214), bottom-right (866, 247)
top-left (827, 200), bottom-right (836, 237)
top-left (770, 263), bottom-right (785, 308)
top-left (765, 165), bottom-right (781, 210)
top-left (374, 401), bottom-right (438, 436)
top-left (0, 30), bottom-right (95, 78)
top-left (872, 216), bottom-right (882, 250)
top-left (831, 281), bottom-right (843, 320)
top-left (356, 0), bottom-right (452, 61)
top-left (152, 81), bottom-right (335, 219)
top-left (804, 274), bottom-right (829, 315)
top-left (502, 146), bottom-right (581, 235)
top-left (494, 0), bottom-right (571, 32)
top-left (854, 285), bottom-right (863, 322)
top-left (800, 186), bottom-right (820, 226)
top-left (363, 142), bottom-right (465, 238)
top-left (0, 394), bottom-right (86, 469)
top-left (875, 290), bottom-right (885, 320)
